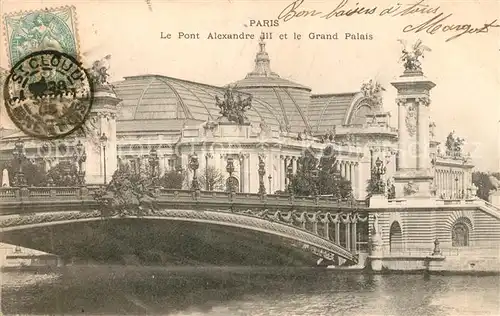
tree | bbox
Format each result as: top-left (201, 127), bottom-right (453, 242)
top-left (289, 145), bottom-right (352, 198)
top-left (289, 147), bottom-right (319, 196)
top-left (159, 169), bottom-right (185, 189)
top-left (46, 161), bottom-right (80, 186)
top-left (472, 171), bottom-right (500, 201)
top-left (198, 166), bottom-right (225, 191)
top-left (0, 158), bottom-right (47, 186)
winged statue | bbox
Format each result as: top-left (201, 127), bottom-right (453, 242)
top-left (88, 55), bottom-right (112, 86)
top-left (397, 39), bottom-right (431, 72)
top-left (361, 79), bottom-right (386, 106)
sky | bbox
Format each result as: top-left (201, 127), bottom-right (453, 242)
top-left (0, 0), bottom-right (499, 171)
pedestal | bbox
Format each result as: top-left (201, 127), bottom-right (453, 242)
top-left (393, 169), bottom-right (434, 198)
top-left (83, 84), bottom-right (120, 185)
top-left (370, 233), bottom-right (383, 271)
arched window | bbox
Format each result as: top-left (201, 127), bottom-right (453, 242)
top-left (452, 222), bottom-right (469, 247)
top-left (226, 176), bottom-right (239, 193)
top-left (389, 221), bottom-right (403, 253)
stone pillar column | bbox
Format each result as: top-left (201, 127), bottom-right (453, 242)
top-left (396, 98), bottom-right (409, 170)
top-left (239, 155), bottom-right (245, 192)
top-left (416, 97), bottom-right (431, 170)
top-left (292, 156), bottom-right (297, 174)
top-left (351, 217), bottom-right (357, 252)
top-left (352, 163), bottom-right (358, 198)
top-left (159, 154), bottom-right (166, 176)
top-left (335, 222), bottom-right (340, 244)
top-left (345, 219), bottom-right (351, 251)
top-left (391, 73), bottom-right (435, 198)
top-left (279, 155), bottom-right (285, 190)
top-left (323, 222), bottom-right (330, 240)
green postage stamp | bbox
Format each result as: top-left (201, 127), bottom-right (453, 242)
top-left (3, 6), bottom-right (79, 66)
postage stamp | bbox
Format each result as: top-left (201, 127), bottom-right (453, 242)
top-left (3, 50), bottom-right (93, 139)
top-left (3, 6), bottom-right (79, 66)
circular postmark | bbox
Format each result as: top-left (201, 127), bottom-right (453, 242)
top-left (3, 50), bottom-right (93, 140)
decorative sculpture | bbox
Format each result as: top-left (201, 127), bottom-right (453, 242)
top-left (429, 122), bottom-right (436, 138)
top-left (405, 103), bottom-right (417, 137)
top-left (372, 213), bottom-right (380, 235)
top-left (404, 181), bottom-right (419, 196)
top-left (321, 126), bottom-right (336, 143)
top-left (397, 39), bottom-right (431, 73)
top-left (445, 131), bottom-right (465, 158)
top-left (88, 55), bottom-right (112, 86)
top-left (259, 119), bottom-right (271, 136)
top-left (215, 87), bottom-right (252, 125)
top-left (360, 79), bottom-right (385, 106)
top-left (258, 155), bottom-right (266, 195)
top-left (93, 166), bottom-right (159, 217)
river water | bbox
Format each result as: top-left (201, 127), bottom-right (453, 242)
top-left (1, 266), bottom-right (499, 315)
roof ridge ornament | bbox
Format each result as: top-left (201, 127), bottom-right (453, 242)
top-left (397, 39), bottom-right (431, 75)
top-left (246, 36), bottom-right (280, 78)
top-left (360, 79), bottom-right (385, 108)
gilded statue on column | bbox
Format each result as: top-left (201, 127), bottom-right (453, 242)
top-left (397, 39), bottom-right (431, 73)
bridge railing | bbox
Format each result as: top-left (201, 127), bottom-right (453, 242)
top-left (0, 186), bottom-right (93, 202)
top-left (0, 186), bottom-right (368, 208)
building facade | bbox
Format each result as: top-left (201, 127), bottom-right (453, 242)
top-left (0, 40), bottom-right (475, 201)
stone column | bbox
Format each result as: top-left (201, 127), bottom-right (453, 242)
top-left (345, 219), bottom-right (351, 251)
top-left (396, 98), bottom-right (409, 170)
top-left (391, 73), bottom-right (436, 198)
top-left (323, 222), bottom-right (330, 240)
top-left (416, 97), bottom-right (431, 170)
top-left (239, 155), bottom-right (245, 192)
top-left (335, 222), bottom-right (340, 244)
top-left (279, 155), bottom-right (284, 190)
top-left (351, 216), bottom-right (357, 252)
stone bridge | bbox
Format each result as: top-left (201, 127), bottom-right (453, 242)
top-left (0, 187), bottom-right (369, 264)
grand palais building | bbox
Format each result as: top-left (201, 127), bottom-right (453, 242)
top-left (0, 40), bottom-right (474, 201)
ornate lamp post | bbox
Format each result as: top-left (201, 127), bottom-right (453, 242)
top-left (268, 174), bottom-right (272, 193)
top-left (371, 157), bottom-right (386, 195)
top-left (148, 147), bottom-right (160, 182)
top-left (258, 156), bottom-right (266, 195)
top-left (205, 153), bottom-right (212, 191)
top-left (73, 140), bottom-right (86, 185)
top-left (189, 153), bottom-right (200, 191)
top-left (99, 133), bottom-right (108, 184)
top-left (226, 157), bottom-right (235, 192)
top-left (311, 169), bottom-right (319, 197)
top-left (12, 139), bottom-right (26, 187)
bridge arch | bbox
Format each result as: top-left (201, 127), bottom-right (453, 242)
top-left (0, 209), bottom-right (357, 263)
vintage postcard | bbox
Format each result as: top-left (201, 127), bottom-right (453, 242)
top-left (0, 0), bottom-right (499, 315)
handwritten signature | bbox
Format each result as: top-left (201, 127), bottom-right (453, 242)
top-left (277, 0), bottom-right (499, 42)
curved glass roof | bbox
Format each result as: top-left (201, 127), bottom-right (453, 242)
top-left (111, 40), bottom-right (359, 134)
top-left (113, 75), bottom-right (282, 132)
